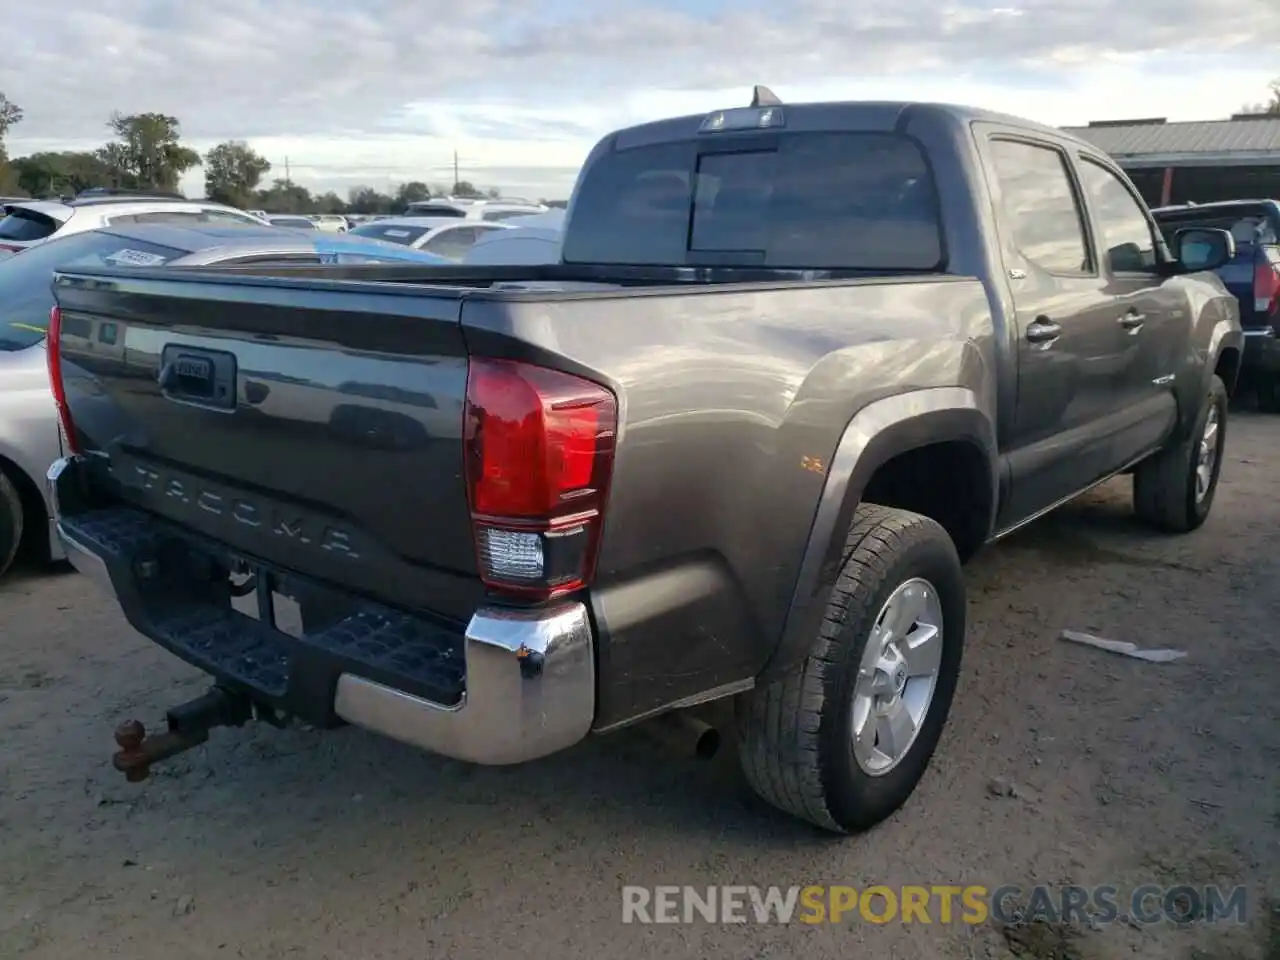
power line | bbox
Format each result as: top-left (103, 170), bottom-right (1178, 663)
top-left (264, 150), bottom-right (492, 177)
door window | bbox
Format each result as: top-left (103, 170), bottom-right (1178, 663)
top-left (987, 139), bottom-right (1090, 276)
top-left (201, 208), bottom-right (264, 225)
top-left (130, 210), bottom-right (206, 225)
top-left (1077, 159), bottom-right (1158, 273)
top-left (424, 227), bottom-right (480, 259)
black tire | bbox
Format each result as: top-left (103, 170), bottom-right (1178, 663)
top-left (1133, 375), bottom-right (1228, 533)
top-left (0, 469), bottom-right (24, 579)
top-left (1257, 373), bottom-right (1280, 413)
top-left (737, 504), bottom-right (966, 834)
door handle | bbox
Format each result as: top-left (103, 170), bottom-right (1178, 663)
top-left (1025, 317), bottom-right (1062, 344)
top-left (1118, 311), bottom-right (1146, 332)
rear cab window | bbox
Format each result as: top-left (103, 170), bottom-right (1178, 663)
top-left (0, 207), bottom-right (63, 242)
top-left (561, 131), bottom-right (944, 270)
top-left (0, 231), bottom-right (187, 351)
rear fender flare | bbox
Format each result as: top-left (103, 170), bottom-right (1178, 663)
top-left (760, 387), bottom-right (996, 682)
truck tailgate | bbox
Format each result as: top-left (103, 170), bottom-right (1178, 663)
top-left (52, 270), bottom-right (484, 622)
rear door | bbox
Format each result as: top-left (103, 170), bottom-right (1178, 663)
top-left (977, 132), bottom-right (1129, 525)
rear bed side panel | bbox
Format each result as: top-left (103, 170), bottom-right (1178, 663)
top-left (53, 272), bottom-right (485, 623)
top-left (460, 277), bottom-right (997, 727)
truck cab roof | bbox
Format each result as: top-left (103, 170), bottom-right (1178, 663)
top-left (604, 98), bottom-right (1091, 149)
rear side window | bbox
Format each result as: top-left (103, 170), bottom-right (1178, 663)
top-left (424, 227), bottom-right (484, 259)
top-left (481, 209), bottom-right (537, 222)
top-left (987, 140), bottom-right (1090, 275)
top-left (407, 205), bottom-right (466, 218)
top-left (0, 208), bottom-right (62, 242)
top-left (0, 231), bottom-right (187, 351)
top-left (132, 210), bottom-right (205, 225)
top-left (562, 132), bottom-right (944, 270)
top-left (201, 209), bottom-right (263, 225)
top-left (267, 217), bottom-right (317, 230)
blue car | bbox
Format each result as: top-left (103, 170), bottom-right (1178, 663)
top-left (308, 232), bottom-right (452, 264)
top-left (1153, 200), bottom-right (1280, 409)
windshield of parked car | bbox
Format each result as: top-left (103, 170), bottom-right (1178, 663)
top-left (0, 207), bottom-right (63, 242)
top-left (0, 230), bottom-right (188, 351)
top-left (349, 223), bottom-right (430, 246)
top-left (562, 131), bottom-right (944, 270)
top-left (268, 217), bottom-right (316, 229)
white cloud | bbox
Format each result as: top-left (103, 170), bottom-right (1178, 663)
top-left (3, 0), bottom-right (1277, 198)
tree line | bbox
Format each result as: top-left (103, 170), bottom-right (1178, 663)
top-left (0, 93), bottom-right (544, 213)
top-left (5, 79), bottom-right (1277, 209)
top-left (1240, 79), bottom-right (1280, 117)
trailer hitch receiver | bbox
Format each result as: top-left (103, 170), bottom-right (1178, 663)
top-left (112, 687), bottom-right (255, 782)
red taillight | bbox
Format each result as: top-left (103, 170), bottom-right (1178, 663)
top-left (1255, 261), bottom-right (1280, 319)
top-left (46, 305), bottom-right (80, 454)
top-left (464, 358), bottom-right (617, 600)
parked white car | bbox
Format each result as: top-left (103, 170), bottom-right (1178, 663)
top-left (403, 197), bottom-right (548, 222)
top-left (462, 209), bottom-right (565, 264)
top-left (309, 214), bottom-right (349, 233)
top-left (347, 217), bottom-right (512, 260)
top-left (0, 189), bottom-right (269, 254)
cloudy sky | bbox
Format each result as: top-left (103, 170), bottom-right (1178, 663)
top-left (4, 0), bottom-right (1279, 200)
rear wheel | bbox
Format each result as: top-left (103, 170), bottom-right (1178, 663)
top-left (0, 469), bottom-right (25, 579)
top-left (1133, 375), bottom-right (1228, 532)
top-left (737, 504), bottom-right (966, 834)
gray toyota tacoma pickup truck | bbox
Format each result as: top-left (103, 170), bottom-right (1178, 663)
top-left (46, 90), bottom-right (1241, 834)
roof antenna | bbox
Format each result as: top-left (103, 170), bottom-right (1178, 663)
top-left (750, 85), bottom-right (783, 107)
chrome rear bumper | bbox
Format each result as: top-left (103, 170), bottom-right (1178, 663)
top-left (46, 455), bottom-right (597, 765)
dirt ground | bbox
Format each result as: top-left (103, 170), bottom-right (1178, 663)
top-left (2, 412), bottom-right (1278, 960)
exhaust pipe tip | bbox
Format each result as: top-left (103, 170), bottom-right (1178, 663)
top-left (645, 710), bottom-right (721, 760)
top-left (692, 724), bottom-right (721, 760)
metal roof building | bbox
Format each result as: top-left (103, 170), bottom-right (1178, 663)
top-left (1062, 114), bottom-right (1280, 207)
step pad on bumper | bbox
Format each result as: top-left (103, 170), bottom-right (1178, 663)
top-left (60, 507), bottom-right (466, 722)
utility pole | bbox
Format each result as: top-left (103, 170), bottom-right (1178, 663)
top-left (453, 149), bottom-right (459, 192)
top-left (285, 156), bottom-right (291, 187)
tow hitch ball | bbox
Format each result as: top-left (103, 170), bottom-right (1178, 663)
top-left (112, 686), bottom-right (263, 782)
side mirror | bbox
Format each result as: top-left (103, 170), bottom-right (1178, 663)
top-left (1173, 227), bottom-right (1235, 273)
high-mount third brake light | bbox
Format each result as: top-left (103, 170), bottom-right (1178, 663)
top-left (700, 84), bottom-right (785, 133)
top-left (46, 305), bottom-right (80, 454)
top-left (464, 358), bottom-right (617, 601)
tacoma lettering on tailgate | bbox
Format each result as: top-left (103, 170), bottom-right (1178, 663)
top-left (130, 464), bottom-right (360, 559)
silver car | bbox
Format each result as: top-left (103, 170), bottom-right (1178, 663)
top-left (0, 188), bottom-right (269, 255)
top-left (0, 222), bottom-right (450, 577)
top-left (347, 216), bottom-right (512, 260)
